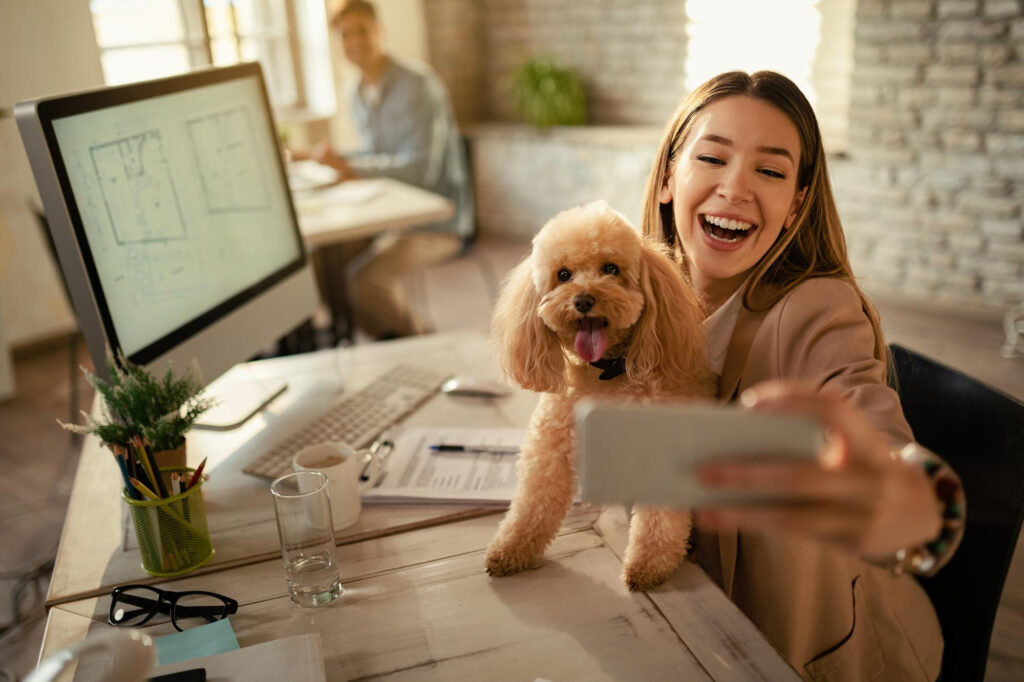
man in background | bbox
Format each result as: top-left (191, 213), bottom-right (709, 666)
top-left (298, 0), bottom-right (473, 339)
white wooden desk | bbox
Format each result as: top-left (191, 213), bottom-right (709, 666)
top-left (46, 332), bottom-right (530, 607)
top-left (295, 177), bottom-right (455, 248)
top-left (40, 331), bottom-right (799, 681)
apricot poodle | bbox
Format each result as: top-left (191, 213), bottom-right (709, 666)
top-left (485, 201), bottom-right (715, 590)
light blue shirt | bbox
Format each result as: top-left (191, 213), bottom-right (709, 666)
top-left (347, 56), bottom-right (473, 241)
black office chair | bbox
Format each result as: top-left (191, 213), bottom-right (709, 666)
top-left (889, 344), bottom-right (1024, 682)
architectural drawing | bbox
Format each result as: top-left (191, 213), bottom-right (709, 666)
top-left (187, 107), bottom-right (270, 213)
top-left (89, 131), bottom-right (187, 245)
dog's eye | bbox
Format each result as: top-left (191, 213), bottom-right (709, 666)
top-left (557, 268), bottom-right (572, 282)
top-left (602, 263), bottom-right (620, 276)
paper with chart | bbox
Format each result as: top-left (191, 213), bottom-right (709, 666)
top-left (364, 427), bottom-right (526, 505)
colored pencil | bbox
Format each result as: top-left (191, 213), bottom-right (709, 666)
top-left (186, 457), bottom-right (207, 490)
top-left (134, 437), bottom-right (168, 498)
top-left (129, 477), bottom-right (160, 501)
top-left (113, 454), bottom-right (138, 499)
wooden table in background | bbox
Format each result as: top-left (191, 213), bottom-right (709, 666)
top-left (293, 177), bottom-right (455, 342)
top-left (295, 177), bottom-right (454, 250)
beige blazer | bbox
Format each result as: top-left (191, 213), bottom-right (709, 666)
top-left (693, 277), bottom-right (943, 682)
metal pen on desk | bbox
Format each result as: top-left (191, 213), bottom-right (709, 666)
top-left (429, 444), bottom-right (520, 454)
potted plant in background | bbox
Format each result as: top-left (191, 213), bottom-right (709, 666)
top-left (512, 57), bottom-right (588, 129)
top-left (59, 354), bottom-right (214, 469)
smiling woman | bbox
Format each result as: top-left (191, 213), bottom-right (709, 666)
top-left (640, 71), bottom-right (965, 682)
top-left (658, 96), bottom-right (806, 315)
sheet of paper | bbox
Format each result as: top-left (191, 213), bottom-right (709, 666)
top-left (317, 178), bottom-right (385, 205)
top-left (287, 159), bottom-right (339, 191)
top-left (363, 427), bottom-right (525, 505)
top-left (154, 617), bottom-right (239, 666)
top-left (150, 633), bottom-right (325, 681)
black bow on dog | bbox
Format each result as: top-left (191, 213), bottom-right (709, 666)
top-left (589, 356), bottom-right (626, 380)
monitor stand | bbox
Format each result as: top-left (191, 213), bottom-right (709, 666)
top-left (193, 366), bottom-right (288, 431)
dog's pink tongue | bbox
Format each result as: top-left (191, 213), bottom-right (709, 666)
top-left (575, 319), bottom-right (607, 363)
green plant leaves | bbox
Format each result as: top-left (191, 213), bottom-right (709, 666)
top-left (58, 352), bottom-right (215, 450)
top-left (513, 58), bottom-right (587, 128)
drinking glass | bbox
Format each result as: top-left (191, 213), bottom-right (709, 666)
top-left (270, 471), bottom-right (343, 607)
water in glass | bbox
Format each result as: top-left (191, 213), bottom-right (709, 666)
top-left (285, 551), bottom-right (343, 607)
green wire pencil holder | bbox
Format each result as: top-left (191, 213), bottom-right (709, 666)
top-left (123, 467), bottom-right (214, 577)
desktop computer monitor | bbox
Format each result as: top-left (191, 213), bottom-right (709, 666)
top-left (15, 62), bottom-right (320, 427)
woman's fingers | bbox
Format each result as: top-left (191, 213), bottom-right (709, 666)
top-left (696, 459), bottom-right (877, 503)
top-left (694, 381), bottom-right (946, 557)
top-left (740, 381), bottom-right (892, 466)
top-left (696, 463), bottom-right (940, 557)
top-left (696, 502), bottom-right (871, 550)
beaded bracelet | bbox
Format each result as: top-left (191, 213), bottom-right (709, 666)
top-left (882, 442), bottom-right (966, 577)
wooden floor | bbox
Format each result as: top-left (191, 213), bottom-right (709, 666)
top-left (1, 233), bottom-right (1021, 680)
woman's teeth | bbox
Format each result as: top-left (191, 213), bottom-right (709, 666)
top-left (701, 214), bottom-right (756, 242)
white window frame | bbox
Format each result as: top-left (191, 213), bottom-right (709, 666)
top-left (90, 0), bottom-right (333, 116)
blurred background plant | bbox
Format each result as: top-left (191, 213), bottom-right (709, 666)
top-left (512, 57), bottom-right (587, 128)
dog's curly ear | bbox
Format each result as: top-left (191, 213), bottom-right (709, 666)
top-left (491, 259), bottom-right (565, 393)
top-left (629, 241), bottom-right (708, 391)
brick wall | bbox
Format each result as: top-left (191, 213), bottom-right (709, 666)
top-left (425, 0), bottom-right (688, 125)
top-left (812, 0), bottom-right (858, 152)
top-left (470, 125), bottom-right (661, 238)
top-left (422, 0), bottom-right (484, 126)
top-left (834, 0), bottom-right (1024, 312)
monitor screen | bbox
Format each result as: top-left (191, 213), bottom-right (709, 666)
top-left (17, 63), bottom-right (319, 422)
top-left (51, 73), bottom-right (301, 359)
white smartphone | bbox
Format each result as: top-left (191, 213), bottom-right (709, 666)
top-left (575, 400), bottom-right (826, 508)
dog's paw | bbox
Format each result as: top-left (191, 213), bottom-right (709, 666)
top-left (621, 555), bottom-right (681, 592)
top-left (484, 544), bottom-right (541, 577)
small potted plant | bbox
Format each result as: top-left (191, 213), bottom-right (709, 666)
top-left (60, 353), bottom-right (215, 469)
top-left (512, 57), bottom-right (588, 129)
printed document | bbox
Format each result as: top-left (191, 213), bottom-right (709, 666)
top-left (364, 427), bottom-right (525, 505)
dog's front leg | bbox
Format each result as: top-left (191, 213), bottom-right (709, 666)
top-left (485, 407), bottom-right (576, 576)
top-left (621, 507), bottom-right (692, 591)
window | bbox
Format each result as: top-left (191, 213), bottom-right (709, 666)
top-left (683, 0), bottom-right (855, 152)
top-left (89, 0), bottom-right (334, 115)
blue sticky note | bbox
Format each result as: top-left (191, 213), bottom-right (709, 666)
top-left (154, 618), bottom-right (240, 666)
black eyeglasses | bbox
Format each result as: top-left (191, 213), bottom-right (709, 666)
top-left (108, 585), bottom-right (238, 632)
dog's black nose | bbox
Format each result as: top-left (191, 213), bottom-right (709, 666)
top-left (574, 294), bottom-right (595, 313)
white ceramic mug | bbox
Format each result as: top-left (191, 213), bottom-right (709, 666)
top-left (292, 442), bottom-right (383, 530)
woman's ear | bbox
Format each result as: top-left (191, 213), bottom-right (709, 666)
top-left (786, 187), bottom-right (807, 228)
top-left (629, 241), bottom-right (708, 392)
top-left (659, 180), bottom-right (673, 204)
top-left (490, 259), bottom-right (565, 393)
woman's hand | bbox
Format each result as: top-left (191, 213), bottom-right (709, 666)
top-left (694, 381), bottom-right (942, 561)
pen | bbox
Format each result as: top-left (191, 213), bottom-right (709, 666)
top-left (429, 444), bottom-right (520, 454)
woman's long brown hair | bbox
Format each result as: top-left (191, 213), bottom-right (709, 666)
top-left (640, 70), bottom-right (888, 369)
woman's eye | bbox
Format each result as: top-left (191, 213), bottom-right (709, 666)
top-left (759, 168), bottom-right (786, 179)
top-left (697, 155), bottom-right (724, 165)
top-left (557, 268), bottom-right (572, 282)
top-left (601, 263), bottom-right (619, 276)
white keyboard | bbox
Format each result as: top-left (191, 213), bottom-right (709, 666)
top-left (243, 363), bottom-right (452, 481)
